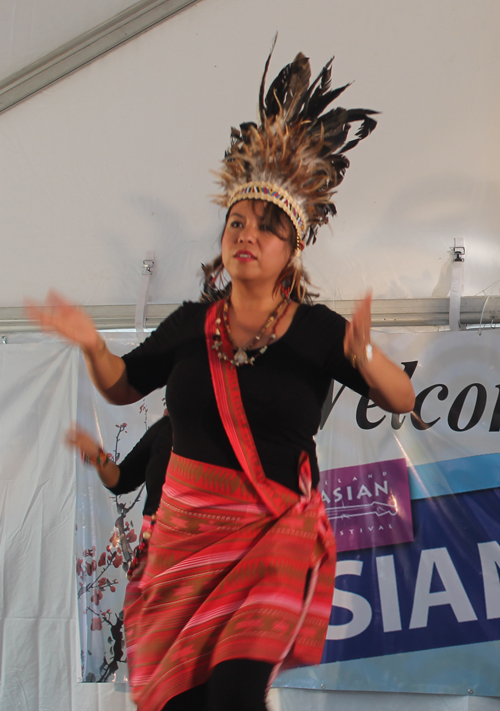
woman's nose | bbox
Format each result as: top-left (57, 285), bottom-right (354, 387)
top-left (238, 222), bottom-right (257, 242)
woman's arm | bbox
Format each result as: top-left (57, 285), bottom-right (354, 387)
top-left (344, 294), bottom-right (415, 414)
top-left (25, 290), bottom-right (142, 405)
top-left (66, 425), bottom-right (120, 488)
top-left (82, 340), bottom-right (142, 405)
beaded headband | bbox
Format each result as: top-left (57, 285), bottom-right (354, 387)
top-left (227, 182), bottom-right (307, 251)
top-left (213, 40), bottom-right (377, 247)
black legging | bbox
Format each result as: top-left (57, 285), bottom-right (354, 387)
top-left (161, 658), bottom-right (274, 711)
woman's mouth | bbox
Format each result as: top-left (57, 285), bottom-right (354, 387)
top-left (234, 251), bottom-right (256, 261)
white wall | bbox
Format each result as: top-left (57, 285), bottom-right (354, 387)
top-left (0, 0), bottom-right (499, 310)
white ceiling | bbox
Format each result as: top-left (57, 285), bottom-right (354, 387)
top-left (0, 0), bottom-right (137, 81)
top-left (0, 0), bottom-right (499, 309)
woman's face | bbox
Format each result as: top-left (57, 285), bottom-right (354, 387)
top-left (221, 200), bottom-right (293, 289)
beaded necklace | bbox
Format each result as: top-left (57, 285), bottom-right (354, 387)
top-left (213, 297), bottom-right (290, 367)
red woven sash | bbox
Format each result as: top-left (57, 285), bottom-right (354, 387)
top-left (204, 300), bottom-right (336, 682)
top-left (205, 300), bottom-right (289, 516)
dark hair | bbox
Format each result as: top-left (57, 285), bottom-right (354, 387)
top-left (200, 200), bottom-right (315, 303)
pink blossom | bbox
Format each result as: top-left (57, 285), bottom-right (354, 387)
top-left (91, 589), bottom-right (103, 605)
top-left (113, 554), bottom-right (123, 568)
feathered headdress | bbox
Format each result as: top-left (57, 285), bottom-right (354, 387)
top-left (213, 39), bottom-right (378, 249)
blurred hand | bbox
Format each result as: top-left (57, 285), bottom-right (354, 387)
top-left (25, 290), bottom-right (102, 353)
top-left (65, 425), bottom-right (101, 460)
top-left (344, 292), bottom-right (372, 365)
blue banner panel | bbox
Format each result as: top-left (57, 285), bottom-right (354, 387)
top-left (275, 640), bottom-right (500, 697)
top-left (323, 487), bottom-right (500, 663)
top-left (410, 452), bottom-right (500, 500)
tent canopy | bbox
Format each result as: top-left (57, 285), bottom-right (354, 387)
top-left (0, 0), bottom-right (499, 314)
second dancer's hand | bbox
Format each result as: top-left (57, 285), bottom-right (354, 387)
top-left (66, 424), bottom-right (120, 488)
top-left (65, 425), bottom-right (102, 460)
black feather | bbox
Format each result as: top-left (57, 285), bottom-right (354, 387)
top-left (259, 34), bottom-right (278, 123)
top-left (299, 57), bottom-right (335, 119)
top-left (281, 53), bottom-right (311, 118)
top-left (264, 53), bottom-right (310, 119)
top-left (304, 83), bottom-right (351, 121)
top-left (264, 60), bottom-right (294, 117)
top-left (340, 113), bottom-right (378, 152)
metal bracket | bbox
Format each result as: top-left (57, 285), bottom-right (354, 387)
top-left (452, 240), bottom-right (466, 262)
top-left (135, 251), bottom-right (155, 336)
top-left (142, 259), bottom-right (155, 275)
top-left (449, 238), bottom-right (465, 331)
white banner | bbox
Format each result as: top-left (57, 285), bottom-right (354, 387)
top-left (0, 343), bottom-right (79, 709)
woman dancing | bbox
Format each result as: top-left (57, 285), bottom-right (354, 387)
top-left (28, 47), bottom-right (414, 711)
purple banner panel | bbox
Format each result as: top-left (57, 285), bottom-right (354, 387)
top-left (320, 458), bottom-right (413, 552)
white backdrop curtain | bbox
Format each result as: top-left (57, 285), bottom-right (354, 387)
top-left (0, 338), bottom-right (141, 711)
top-left (2, 328), bottom-right (500, 710)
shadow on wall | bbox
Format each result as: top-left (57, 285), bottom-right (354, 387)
top-left (365, 174), bottom-right (500, 299)
top-left (88, 192), bottom-right (221, 307)
top-left (93, 176), bottom-right (500, 306)
top-left (126, 191), bottom-right (223, 304)
top-left (319, 175), bottom-right (500, 301)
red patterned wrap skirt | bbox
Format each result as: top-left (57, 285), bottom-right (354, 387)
top-left (124, 451), bottom-right (336, 711)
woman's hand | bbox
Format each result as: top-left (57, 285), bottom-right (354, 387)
top-left (25, 290), bottom-right (103, 355)
top-left (344, 292), bottom-right (373, 368)
top-left (66, 424), bottom-right (120, 488)
top-left (344, 292), bottom-right (415, 414)
top-left (65, 425), bottom-right (102, 460)
top-left (26, 290), bottom-right (139, 404)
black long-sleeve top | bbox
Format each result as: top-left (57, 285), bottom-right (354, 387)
top-left (122, 302), bottom-right (369, 494)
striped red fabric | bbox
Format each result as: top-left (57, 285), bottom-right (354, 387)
top-left (125, 453), bottom-right (335, 711)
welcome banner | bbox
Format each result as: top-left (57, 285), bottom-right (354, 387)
top-left (75, 328), bottom-right (500, 695)
top-left (276, 327), bottom-right (500, 697)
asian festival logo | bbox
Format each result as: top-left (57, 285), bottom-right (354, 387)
top-left (320, 458), bottom-right (414, 552)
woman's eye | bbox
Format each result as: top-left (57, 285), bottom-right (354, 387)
top-left (230, 220), bottom-right (242, 228)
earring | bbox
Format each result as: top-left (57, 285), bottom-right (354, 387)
top-left (280, 276), bottom-right (292, 302)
